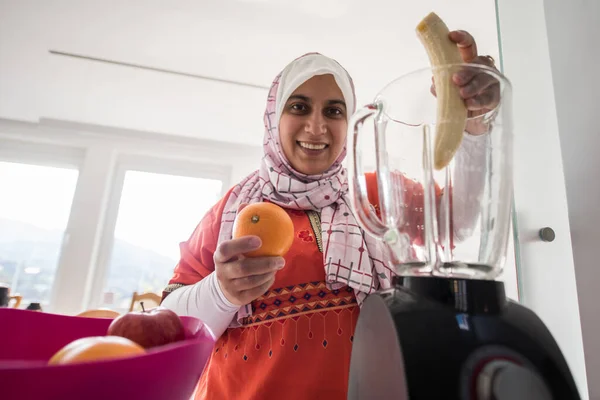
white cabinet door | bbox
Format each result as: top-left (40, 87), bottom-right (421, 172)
top-left (496, 0), bottom-right (588, 398)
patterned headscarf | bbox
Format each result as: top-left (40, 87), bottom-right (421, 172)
top-left (218, 53), bottom-right (393, 324)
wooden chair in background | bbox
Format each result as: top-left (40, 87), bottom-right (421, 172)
top-left (129, 291), bottom-right (161, 312)
top-left (8, 294), bottom-right (22, 309)
top-left (76, 308), bottom-right (121, 318)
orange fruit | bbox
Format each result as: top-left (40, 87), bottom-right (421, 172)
top-left (232, 202), bottom-right (294, 257)
top-left (48, 336), bottom-right (145, 365)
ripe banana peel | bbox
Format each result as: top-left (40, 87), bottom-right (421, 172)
top-left (416, 12), bottom-right (467, 170)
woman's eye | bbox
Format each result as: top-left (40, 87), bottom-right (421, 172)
top-left (326, 107), bottom-right (344, 117)
top-left (290, 103), bottom-right (308, 112)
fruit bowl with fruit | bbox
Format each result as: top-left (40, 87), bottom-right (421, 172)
top-left (0, 305), bottom-right (215, 400)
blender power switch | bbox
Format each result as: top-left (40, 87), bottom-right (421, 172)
top-left (539, 227), bottom-right (555, 242)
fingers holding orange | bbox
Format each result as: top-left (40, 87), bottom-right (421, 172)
top-left (215, 202), bottom-right (295, 305)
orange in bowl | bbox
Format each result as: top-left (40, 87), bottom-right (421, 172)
top-left (48, 335), bottom-right (145, 365)
top-left (232, 202), bottom-right (294, 258)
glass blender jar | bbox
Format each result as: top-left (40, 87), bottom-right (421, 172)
top-left (348, 63), bottom-right (513, 280)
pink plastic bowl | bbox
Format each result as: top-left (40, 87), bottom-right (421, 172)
top-left (0, 308), bottom-right (215, 400)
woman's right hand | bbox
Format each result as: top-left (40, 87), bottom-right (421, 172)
top-left (213, 236), bottom-right (285, 306)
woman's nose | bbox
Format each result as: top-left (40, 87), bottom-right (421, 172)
top-left (304, 112), bottom-right (327, 135)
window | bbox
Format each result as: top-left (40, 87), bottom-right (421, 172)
top-left (0, 161), bottom-right (78, 307)
top-left (100, 170), bottom-right (223, 312)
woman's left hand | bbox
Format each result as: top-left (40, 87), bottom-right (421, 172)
top-left (431, 30), bottom-right (501, 135)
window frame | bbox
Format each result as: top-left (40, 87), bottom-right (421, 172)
top-left (87, 154), bottom-right (230, 311)
top-left (0, 139), bottom-right (85, 169)
top-left (0, 118), bottom-right (254, 314)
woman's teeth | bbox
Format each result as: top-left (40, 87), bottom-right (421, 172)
top-left (299, 142), bottom-right (327, 150)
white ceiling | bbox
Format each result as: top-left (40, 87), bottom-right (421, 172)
top-left (0, 0), bottom-right (499, 146)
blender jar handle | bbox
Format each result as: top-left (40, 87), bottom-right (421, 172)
top-left (347, 103), bottom-right (389, 239)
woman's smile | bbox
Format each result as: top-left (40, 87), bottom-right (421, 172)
top-left (297, 140), bottom-right (329, 154)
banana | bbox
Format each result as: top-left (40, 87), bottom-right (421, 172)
top-left (416, 12), bottom-right (467, 170)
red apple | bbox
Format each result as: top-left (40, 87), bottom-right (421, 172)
top-left (107, 303), bottom-right (185, 349)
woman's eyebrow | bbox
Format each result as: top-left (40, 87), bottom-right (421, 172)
top-left (286, 95), bottom-right (346, 109)
top-left (287, 94), bottom-right (311, 103)
top-left (327, 99), bottom-right (346, 109)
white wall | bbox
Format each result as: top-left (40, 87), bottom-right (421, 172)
top-left (0, 1), bottom-right (499, 144)
top-left (543, 1), bottom-right (600, 399)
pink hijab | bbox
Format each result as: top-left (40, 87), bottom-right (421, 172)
top-left (218, 53), bottom-right (393, 324)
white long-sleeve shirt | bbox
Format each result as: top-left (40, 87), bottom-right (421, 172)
top-left (161, 272), bottom-right (239, 339)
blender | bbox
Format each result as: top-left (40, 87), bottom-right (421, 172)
top-left (346, 63), bottom-right (581, 399)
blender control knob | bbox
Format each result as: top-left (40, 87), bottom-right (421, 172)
top-left (539, 227), bottom-right (556, 242)
top-left (476, 360), bottom-right (552, 400)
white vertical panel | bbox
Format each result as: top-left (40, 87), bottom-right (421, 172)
top-left (496, 0), bottom-right (588, 398)
top-left (49, 146), bottom-right (117, 315)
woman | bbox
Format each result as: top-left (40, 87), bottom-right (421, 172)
top-left (162, 30), bottom-right (499, 399)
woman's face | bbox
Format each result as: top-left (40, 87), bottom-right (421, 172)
top-left (279, 74), bottom-right (348, 176)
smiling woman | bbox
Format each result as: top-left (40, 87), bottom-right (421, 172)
top-left (161, 53), bottom-right (375, 399)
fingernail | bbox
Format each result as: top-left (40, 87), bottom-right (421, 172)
top-left (249, 236), bottom-right (261, 248)
top-left (276, 258), bottom-right (286, 269)
top-left (454, 72), bottom-right (467, 84)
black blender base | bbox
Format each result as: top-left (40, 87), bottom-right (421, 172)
top-left (348, 277), bottom-right (580, 400)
